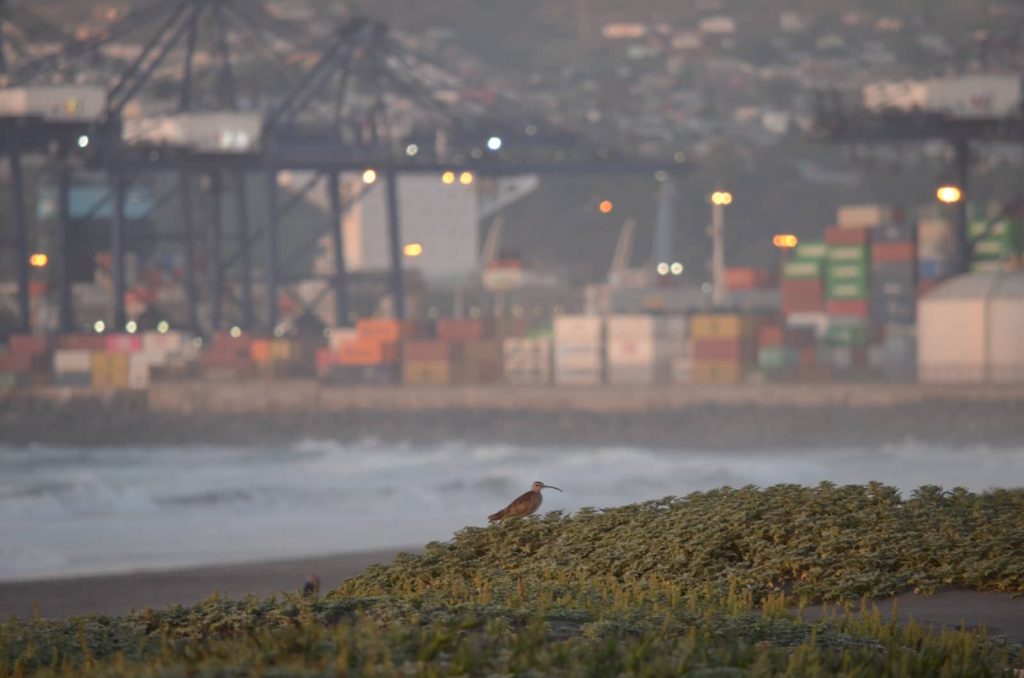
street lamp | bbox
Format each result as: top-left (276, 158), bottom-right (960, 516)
top-left (936, 185), bottom-right (963, 204)
top-left (459, 171), bottom-right (474, 185)
top-left (361, 169), bottom-right (377, 184)
top-left (598, 199), bottom-right (613, 214)
top-left (772, 234), bottom-right (798, 249)
top-left (29, 253), bottom-right (48, 268)
top-left (709, 191), bottom-right (732, 306)
top-left (441, 171), bottom-right (456, 185)
top-left (403, 243), bottom-right (424, 257)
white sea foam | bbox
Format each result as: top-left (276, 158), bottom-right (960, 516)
top-left (0, 440), bottom-right (1021, 582)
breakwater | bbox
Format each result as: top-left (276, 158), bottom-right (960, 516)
top-left (2, 381), bottom-right (1023, 448)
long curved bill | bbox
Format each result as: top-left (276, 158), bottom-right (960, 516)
top-left (541, 484), bottom-right (563, 492)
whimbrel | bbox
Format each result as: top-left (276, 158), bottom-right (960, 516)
top-left (488, 481), bottom-right (562, 522)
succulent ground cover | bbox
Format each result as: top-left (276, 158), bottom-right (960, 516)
top-left (3, 483), bottom-right (1023, 676)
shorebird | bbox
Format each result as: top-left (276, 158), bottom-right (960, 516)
top-left (303, 574), bottom-right (320, 596)
top-left (488, 481), bottom-right (562, 522)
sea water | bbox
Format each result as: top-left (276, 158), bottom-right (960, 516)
top-left (1, 440), bottom-right (1021, 582)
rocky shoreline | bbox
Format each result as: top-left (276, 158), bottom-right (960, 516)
top-left (2, 383), bottom-right (1023, 449)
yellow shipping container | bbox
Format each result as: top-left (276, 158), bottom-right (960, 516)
top-left (91, 352), bottom-right (130, 389)
top-left (690, 361), bottom-right (742, 385)
top-left (270, 339), bottom-right (294, 362)
top-left (403, 360), bottom-right (454, 386)
top-left (689, 313), bottom-right (752, 340)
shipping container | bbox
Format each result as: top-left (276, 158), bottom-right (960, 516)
top-left (782, 260), bottom-right (823, 279)
top-left (863, 75), bottom-right (1023, 119)
top-left (554, 315), bottom-right (603, 343)
top-left (690, 313), bottom-right (750, 340)
top-left (872, 241), bottom-right (915, 262)
top-left (403, 361), bottom-right (455, 386)
top-left (825, 227), bottom-right (870, 246)
top-left (554, 366), bottom-right (603, 386)
top-left (792, 241), bottom-right (827, 261)
top-left (781, 279), bottom-right (825, 314)
top-left (436, 318), bottom-right (489, 343)
top-left (826, 299), bottom-right (870, 317)
top-left (826, 244), bottom-right (871, 262)
top-left (91, 352), bottom-right (130, 389)
top-left (837, 205), bottom-right (898, 229)
top-left (338, 340), bottom-right (399, 366)
top-left (356, 318), bottom-right (406, 343)
top-left (53, 349), bottom-right (92, 374)
top-left (691, 337), bottom-right (750, 362)
top-left (404, 340), bottom-right (457, 362)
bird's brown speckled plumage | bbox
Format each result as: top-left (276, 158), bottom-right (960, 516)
top-left (488, 481), bottom-right (562, 521)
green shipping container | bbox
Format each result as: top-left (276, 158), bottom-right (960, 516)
top-left (827, 245), bottom-right (870, 263)
top-left (972, 237), bottom-right (1011, 259)
top-left (783, 259), bottom-right (823, 279)
top-left (827, 261), bottom-right (870, 282)
top-left (758, 346), bottom-right (798, 370)
top-left (967, 219), bottom-right (1021, 242)
top-left (826, 279), bottom-right (869, 300)
top-left (793, 241), bottom-right (827, 261)
top-left (826, 323), bottom-right (869, 346)
top-left (970, 260), bottom-right (1004, 273)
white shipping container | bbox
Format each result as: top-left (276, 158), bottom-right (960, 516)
top-left (0, 86), bottom-right (106, 121)
top-left (606, 314), bottom-right (686, 340)
top-left (607, 339), bottom-right (685, 365)
top-left (837, 204), bottom-right (895, 229)
top-left (555, 343), bottom-right (603, 370)
top-left (786, 312), bottom-right (830, 338)
top-left (142, 331), bottom-right (186, 357)
top-left (128, 353), bottom-right (151, 389)
top-left (53, 350), bottom-right (92, 374)
top-left (554, 314), bottom-right (603, 343)
top-left (918, 218), bottom-right (955, 258)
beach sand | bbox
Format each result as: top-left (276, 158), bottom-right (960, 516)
top-left (0, 548), bottom-right (413, 620)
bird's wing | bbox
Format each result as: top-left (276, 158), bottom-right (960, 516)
top-left (488, 490), bottom-right (537, 521)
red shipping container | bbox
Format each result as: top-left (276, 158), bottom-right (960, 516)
top-left (758, 324), bottom-right (784, 347)
top-left (212, 332), bottom-right (252, 354)
top-left (60, 334), bottom-right (108, 351)
top-left (0, 351), bottom-right (34, 372)
top-left (872, 241), bottom-right (915, 263)
top-left (315, 347), bottom-right (334, 378)
top-left (825, 226), bottom-right (870, 246)
top-left (724, 267), bottom-right (770, 291)
top-left (105, 334), bottom-right (143, 353)
top-left (9, 334), bottom-right (50, 356)
top-left (435, 318), bottom-right (488, 343)
top-left (691, 338), bottom-right (749, 362)
top-left (797, 347), bottom-right (817, 368)
top-left (781, 279), bottom-right (825, 314)
top-left (404, 340), bottom-right (458, 362)
top-left (826, 300), bottom-right (870, 317)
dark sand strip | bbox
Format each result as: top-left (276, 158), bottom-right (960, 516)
top-left (0, 548), bottom-right (414, 620)
top-left (800, 590), bottom-right (1024, 643)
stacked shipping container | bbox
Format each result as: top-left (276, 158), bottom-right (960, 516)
top-left (554, 315), bottom-right (604, 385)
top-left (606, 315), bottom-right (686, 385)
top-left (689, 313), bottom-right (753, 384)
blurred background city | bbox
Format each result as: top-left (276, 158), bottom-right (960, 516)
top-left (1, 0), bottom-right (1023, 591)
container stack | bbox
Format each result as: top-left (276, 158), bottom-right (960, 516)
top-left (969, 216), bottom-right (1022, 272)
top-left (435, 319), bottom-right (502, 385)
top-left (249, 338), bottom-right (309, 379)
top-left (553, 315), bottom-right (604, 385)
top-left (316, 319), bottom-right (402, 385)
top-left (756, 321), bottom-right (798, 380)
top-left (606, 315), bottom-right (686, 385)
top-left (91, 351), bottom-right (130, 389)
top-left (870, 221), bottom-right (917, 327)
top-left (202, 331), bottom-right (257, 380)
top-left (402, 340), bottom-right (460, 386)
top-left (105, 333), bottom-right (151, 389)
top-left (502, 336), bottom-right (552, 384)
top-left (689, 313), bottom-right (754, 384)
top-left (824, 226), bottom-right (871, 376)
top-left (0, 335), bottom-right (51, 387)
top-left (53, 348), bottom-right (92, 386)
top-left (781, 241), bottom-right (826, 316)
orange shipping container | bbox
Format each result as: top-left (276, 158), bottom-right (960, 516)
top-left (338, 340), bottom-right (399, 366)
top-left (250, 339), bottom-right (272, 364)
top-left (436, 318), bottom-right (488, 343)
top-left (872, 241), bottom-right (915, 263)
top-left (356, 318), bottom-right (406, 343)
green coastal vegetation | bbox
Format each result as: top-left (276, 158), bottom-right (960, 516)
top-left (3, 483), bottom-right (1023, 676)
